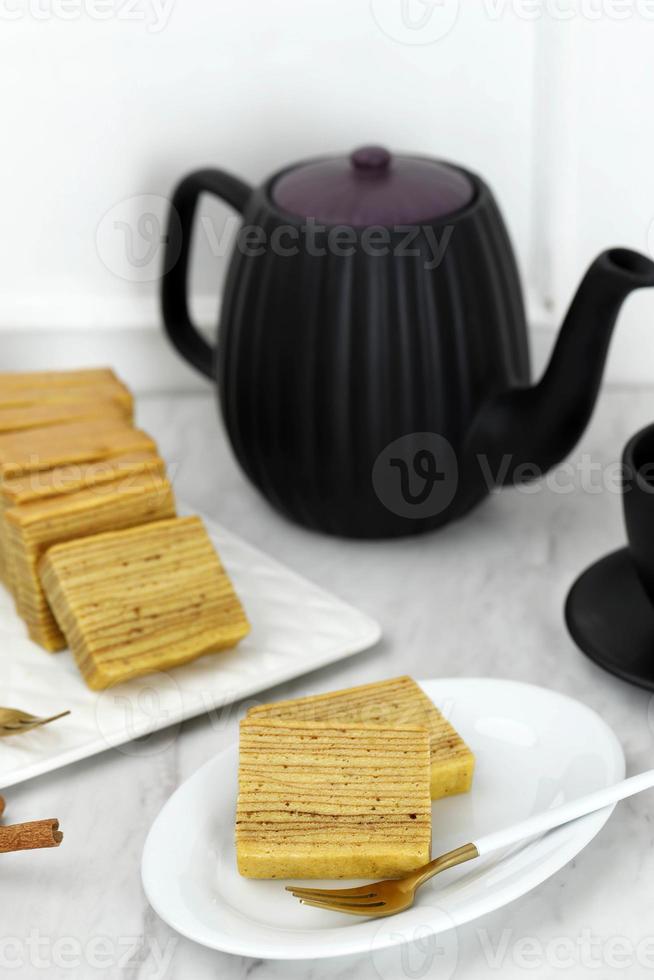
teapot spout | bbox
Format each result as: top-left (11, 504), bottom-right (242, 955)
top-left (466, 248), bottom-right (654, 488)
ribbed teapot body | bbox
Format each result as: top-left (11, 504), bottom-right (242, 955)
top-left (216, 168), bottom-right (529, 537)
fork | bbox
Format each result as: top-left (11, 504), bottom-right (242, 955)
top-left (287, 767), bottom-right (654, 917)
top-left (0, 708), bottom-right (70, 737)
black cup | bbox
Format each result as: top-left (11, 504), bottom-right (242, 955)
top-left (623, 423), bottom-right (654, 604)
top-left (565, 422), bottom-right (654, 691)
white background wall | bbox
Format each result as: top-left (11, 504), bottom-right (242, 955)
top-left (1, 1), bottom-right (654, 389)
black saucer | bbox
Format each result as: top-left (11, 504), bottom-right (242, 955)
top-left (566, 547), bottom-right (654, 690)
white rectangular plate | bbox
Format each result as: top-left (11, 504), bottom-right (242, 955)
top-left (0, 512), bottom-right (381, 789)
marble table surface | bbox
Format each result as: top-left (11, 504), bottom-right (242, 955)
top-left (3, 386), bottom-right (654, 980)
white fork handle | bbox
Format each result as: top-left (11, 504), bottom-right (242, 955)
top-left (474, 768), bottom-right (654, 858)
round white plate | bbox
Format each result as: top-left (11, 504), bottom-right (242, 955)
top-left (142, 678), bottom-right (625, 960)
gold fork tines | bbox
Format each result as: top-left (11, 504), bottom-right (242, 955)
top-left (286, 844), bottom-right (479, 918)
top-left (0, 708), bottom-right (70, 737)
top-left (287, 768), bottom-right (654, 918)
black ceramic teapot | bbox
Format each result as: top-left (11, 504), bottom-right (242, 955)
top-left (162, 146), bottom-right (654, 537)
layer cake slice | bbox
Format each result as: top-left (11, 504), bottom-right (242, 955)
top-left (0, 450), bottom-right (163, 508)
top-left (0, 399), bottom-right (127, 433)
top-left (0, 367), bottom-right (132, 405)
top-left (0, 450), bottom-right (166, 591)
top-left (0, 417), bottom-right (155, 479)
top-left (236, 720), bottom-right (432, 879)
top-left (39, 516), bottom-right (250, 688)
top-left (247, 676), bottom-right (474, 800)
top-left (6, 469), bottom-right (175, 650)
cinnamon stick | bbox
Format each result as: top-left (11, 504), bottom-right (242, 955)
top-left (0, 796), bottom-right (5, 818)
top-left (0, 819), bottom-right (63, 853)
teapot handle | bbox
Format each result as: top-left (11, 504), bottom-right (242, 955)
top-left (161, 168), bottom-right (253, 379)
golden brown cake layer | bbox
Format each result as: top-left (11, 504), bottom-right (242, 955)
top-left (6, 470), bottom-right (176, 651)
top-left (0, 451), bottom-right (162, 589)
top-left (39, 516), bottom-right (250, 688)
top-left (1, 450), bottom-right (164, 507)
top-left (0, 383), bottom-right (132, 415)
top-left (0, 418), bottom-right (156, 478)
top-left (236, 720), bottom-right (432, 879)
top-left (0, 399), bottom-right (127, 433)
top-left (247, 676), bottom-right (475, 800)
top-left (0, 367), bottom-right (129, 392)
top-left (0, 368), bottom-right (133, 418)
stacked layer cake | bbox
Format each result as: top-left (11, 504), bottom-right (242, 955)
top-left (0, 368), bottom-right (249, 687)
top-left (246, 675), bottom-right (475, 799)
top-left (40, 516), bottom-right (250, 690)
top-left (237, 677), bottom-right (475, 879)
top-left (237, 719), bottom-right (433, 879)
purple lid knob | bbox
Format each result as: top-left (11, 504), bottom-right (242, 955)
top-left (350, 145), bottom-right (392, 173)
top-left (272, 146), bottom-right (474, 227)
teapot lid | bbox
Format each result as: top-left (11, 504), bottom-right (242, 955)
top-left (272, 146), bottom-right (475, 226)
